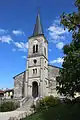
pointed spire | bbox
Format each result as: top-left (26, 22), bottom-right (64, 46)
top-left (33, 12), bottom-right (44, 36)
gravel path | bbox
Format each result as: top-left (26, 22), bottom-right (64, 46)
top-left (0, 110), bottom-right (26, 120)
top-left (0, 98), bottom-right (33, 120)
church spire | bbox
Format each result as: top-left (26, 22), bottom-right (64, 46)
top-left (33, 12), bottom-right (44, 36)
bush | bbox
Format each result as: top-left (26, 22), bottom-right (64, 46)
top-left (0, 101), bottom-right (19, 112)
top-left (71, 97), bottom-right (80, 104)
top-left (63, 98), bottom-right (71, 104)
top-left (36, 96), bottom-right (60, 111)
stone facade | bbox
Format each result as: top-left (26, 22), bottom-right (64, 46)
top-left (13, 13), bottom-right (60, 100)
top-left (48, 65), bottom-right (60, 97)
top-left (14, 72), bottom-right (26, 99)
top-left (14, 64), bottom-right (60, 99)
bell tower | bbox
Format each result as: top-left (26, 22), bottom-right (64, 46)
top-left (25, 12), bottom-right (49, 98)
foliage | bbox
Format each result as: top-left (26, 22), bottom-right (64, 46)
top-left (0, 101), bottom-right (19, 112)
top-left (71, 97), bottom-right (80, 104)
top-left (35, 96), bottom-right (60, 112)
top-left (62, 98), bottom-right (71, 104)
top-left (56, 0), bottom-right (80, 98)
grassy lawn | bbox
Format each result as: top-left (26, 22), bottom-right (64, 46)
top-left (22, 102), bottom-right (80, 120)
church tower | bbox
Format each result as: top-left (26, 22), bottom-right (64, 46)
top-left (25, 13), bottom-right (49, 98)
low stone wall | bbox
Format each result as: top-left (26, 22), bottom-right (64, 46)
top-left (8, 109), bottom-right (34, 120)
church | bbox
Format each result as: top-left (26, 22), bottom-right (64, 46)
top-left (13, 13), bottom-right (60, 100)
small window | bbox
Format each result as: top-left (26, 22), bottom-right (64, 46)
top-left (34, 59), bottom-right (37, 64)
top-left (35, 69), bottom-right (37, 74)
top-left (33, 68), bottom-right (37, 74)
top-left (33, 69), bottom-right (35, 74)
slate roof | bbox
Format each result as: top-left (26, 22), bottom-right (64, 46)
top-left (33, 12), bottom-right (44, 36)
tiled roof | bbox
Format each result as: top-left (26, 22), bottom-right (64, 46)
top-left (0, 90), bottom-right (4, 94)
top-left (4, 89), bottom-right (14, 92)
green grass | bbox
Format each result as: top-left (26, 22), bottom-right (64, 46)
top-left (22, 102), bottom-right (80, 120)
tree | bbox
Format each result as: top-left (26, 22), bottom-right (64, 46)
top-left (56, 0), bottom-right (80, 98)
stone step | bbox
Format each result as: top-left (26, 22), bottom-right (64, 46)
top-left (17, 97), bottom-right (33, 111)
top-left (0, 98), bottom-right (34, 120)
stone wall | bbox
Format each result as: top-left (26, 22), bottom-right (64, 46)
top-left (14, 71), bottom-right (26, 99)
top-left (48, 65), bottom-right (60, 97)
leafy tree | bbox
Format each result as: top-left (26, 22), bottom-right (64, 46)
top-left (56, 0), bottom-right (80, 98)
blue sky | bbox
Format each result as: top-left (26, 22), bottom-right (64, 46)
top-left (0, 0), bottom-right (76, 89)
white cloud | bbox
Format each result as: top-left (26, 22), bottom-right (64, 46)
top-left (0, 29), bottom-right (8, 34)
top-left (49, 48), bottom-right (52, 52)
top-left (56, 42), bottom-right (64, 49)
top-left (12, 30), bottom-right (25, 36)
top-left (50, 57), bottom-right (64, 64)
top-left (0, 35), bottom-right (13, 44)
top-left (12, 48), bottom-right (16, 52)
top-left (22, 56), bottom-right (27, 59)
top-left (54, 19), bottom-right (60, 24)
top-left (14, 42), bottom-right (28, 52)
top-left (48, 19), bottom-right (68, 41)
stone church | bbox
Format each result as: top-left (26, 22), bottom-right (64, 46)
top-left (13, 13), bottom-right (60, 100)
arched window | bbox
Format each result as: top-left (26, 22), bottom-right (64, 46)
top-left (36, 45), bottom-right (38, 53)
top-left (35, 69), bottom-right (37, 74)
top-left (33, 59), bottom-right (37, 64)
top-left (33, 44), bottom-right (38, 53)
top-left (33, 45), bottom-right (35, 53)
top-left (33, 69), bottom-right (35, 74)
top-left (33, 68), bottom-right (37, 74)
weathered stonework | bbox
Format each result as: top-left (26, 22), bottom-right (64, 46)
top-left (14, 72), bottom-right (26, 99)
top-left (13, 13), bottom-right (60, 99)
top-left (48, 65), bottom-right (60, 97)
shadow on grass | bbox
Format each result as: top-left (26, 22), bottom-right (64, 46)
top-left (41, 103), bottom-right (80, 120)
top-left (22, 103), bottom-right (80, 120)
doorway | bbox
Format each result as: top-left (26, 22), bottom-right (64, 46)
top-left (32, 81), bottom-right (38, 98)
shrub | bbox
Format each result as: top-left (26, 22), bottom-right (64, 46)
top-left (0, 101), bottom-right (19, 112)
top-left (36, 96), bottom-right (60, 111)
top-left (63, 98), bottom-right (71, 104)
top-left (71, 97), bottom-right (80, 104)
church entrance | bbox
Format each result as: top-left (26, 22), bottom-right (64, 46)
top-left (32, 81), bottom-right (38, 98)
